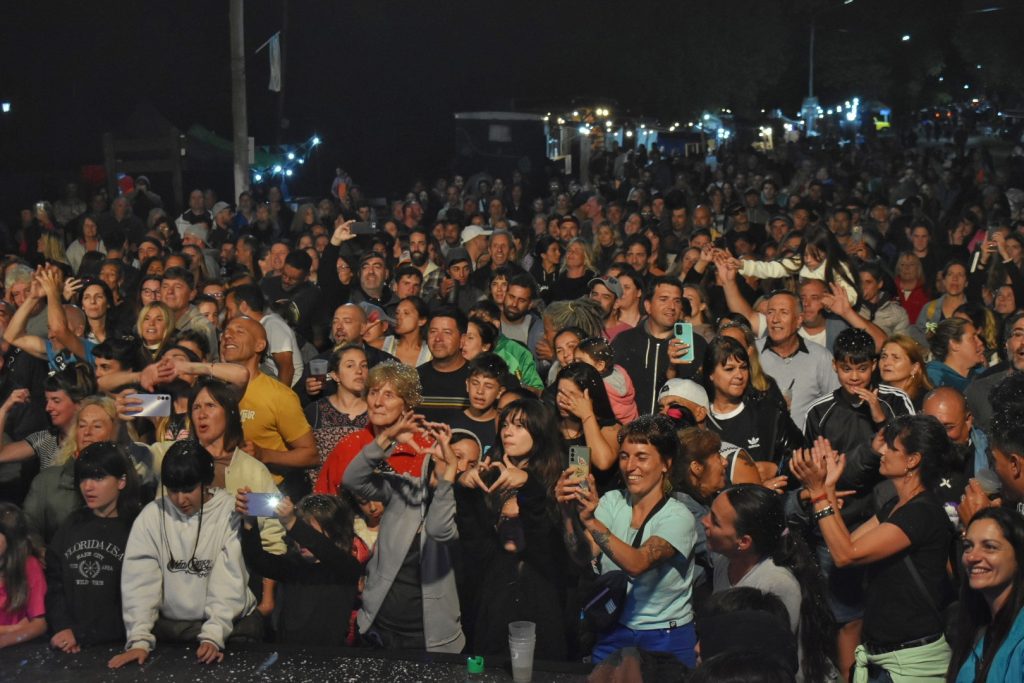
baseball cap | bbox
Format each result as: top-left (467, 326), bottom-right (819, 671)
top-left (588, 276), bottom-right (623, 299)
top-left (183, 223), bottom-right (209, 244)
top-left (658, 379), bottom-right (709, 410)
top-left (445, 247), bottom-right (471, 266)
top-left (357, 301), bottom-right (396, 327)
top-left (460, 225), bottom-right (492, 245)
top-left (211, 201), bottom-right (231, 217)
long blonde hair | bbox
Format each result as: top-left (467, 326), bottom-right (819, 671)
top-left (56, 396), bottom-right (124, 466)
top-left (39, 232), bottom-right (69, 265)
top-left (136, 302), bottom-right (174, 357)
top-left (561, 237), bottom-right (595, 275)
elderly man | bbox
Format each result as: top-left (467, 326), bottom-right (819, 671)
top-left (922, 387), bottom-right (989, 514)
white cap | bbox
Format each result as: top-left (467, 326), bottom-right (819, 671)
top-left (658, 378), bottom-right (709, 410)
top-left (460, 225), bottom-right (493, 244)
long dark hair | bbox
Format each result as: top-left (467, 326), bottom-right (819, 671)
top-left (188, 378), bottom-right (245, 453)
top-left (554, 362), bottom-right (616, 425)
top-left (296, 494), bottom-right (355, 553)
top-left (948, 508), bottom-right (1024, 683)
top-left (723, 484), bottom-right (836, 682)
top-left (0, 503), bottom-right (38, 615)
top-left (492, 398), bottom-right (565, 492)
top-left (804, 225), bottom-right (859, 305)
top-left (74, 441), bottom-right (142, 521)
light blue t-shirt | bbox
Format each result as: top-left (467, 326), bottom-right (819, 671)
top-left (595, 490), bottom-right (696, 629)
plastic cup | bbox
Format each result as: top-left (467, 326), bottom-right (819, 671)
top-left (309, 359), bottom-right (329, 383)
top-left (508, 636), bottom-right (535, 683)
top-left (508, 621), bottom-right (536, 639)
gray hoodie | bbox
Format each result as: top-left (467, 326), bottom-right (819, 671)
top-left (120, 489), bottom-right (255, 652)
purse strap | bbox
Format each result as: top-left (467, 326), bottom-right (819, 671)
top-left (631, 496), bottom-right (669, 548)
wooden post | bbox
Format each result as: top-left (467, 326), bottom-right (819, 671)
top-left (230, 0), bottom-right (249, 203)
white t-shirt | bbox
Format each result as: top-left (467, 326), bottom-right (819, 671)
top-left (595, 490), bottom-right (696, 629)
top-left (260, 312), bottom-right (303, 387)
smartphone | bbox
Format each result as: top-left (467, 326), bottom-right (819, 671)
top-left (673, 322), bottom-right (695, 363)
top-left (851, 225), bottom-right (863, 243)
top-left (569, 445), bottom-right (591, 489)
top-left (246, 492), bottom-right (283, 517)
top-left (127, 393), bottom-right (172, 417)
top-left (350, 221), bottom-right (375, 235)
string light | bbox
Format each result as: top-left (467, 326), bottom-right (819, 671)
top-left (249, 133), bottom-right (323, 183)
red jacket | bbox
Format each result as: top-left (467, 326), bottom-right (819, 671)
top-left (314, 427), bottom-right (429, 495)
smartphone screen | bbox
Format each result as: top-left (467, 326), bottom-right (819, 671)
top-left (350, 221), bottom-right (375, 235)
top-left (246, 492), bottom-right (282, 517)
top-left (673, 322), bottom-right (695, 362)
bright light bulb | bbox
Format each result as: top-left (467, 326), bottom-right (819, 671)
top-left (625, 130), bottom-right (634, 138)
top-left (312, 136), bottom-right (321, 145)
top-left (273, 165), bottom-right (283, 174)
top-left (287, 152), bottom-right (295, 160)
top-left (253, 173), bottom-right (262, 182)
top-left (285, 169), bottom-right (293, 177)
top-left (901, 34), bottom-right (910, 42)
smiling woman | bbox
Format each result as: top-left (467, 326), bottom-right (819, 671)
top-left (950, 508), bottom-right (1024, 682)
top-left (557, 415), bottom-right (699, 667)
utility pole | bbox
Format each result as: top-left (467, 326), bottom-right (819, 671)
top-left (230, 0), bottom-right (249, 201)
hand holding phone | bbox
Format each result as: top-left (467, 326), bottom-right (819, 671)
top-left (673, 322), bottom-right (695, 363)
top-left (246, 492), bottom-right (283, 517)
top-left (125, 393), bottom-right (172, 417)
top-left (569, 446), bottom-right (591, 490)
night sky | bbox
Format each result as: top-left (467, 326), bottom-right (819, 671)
top-left (0, 0), bottom-right (1019, 211)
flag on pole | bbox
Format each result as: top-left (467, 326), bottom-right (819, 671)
top-left (268, 33), bottom-right (281, 92)
top-left (256, 32), bottom-right (282, 92)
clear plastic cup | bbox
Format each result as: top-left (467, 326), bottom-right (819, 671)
top-left (508, 621), bottom-right (536, 639)
top-left (508, 636), bottom-right (535, 682)
top-left (309, 358), bottom-right (329, 383)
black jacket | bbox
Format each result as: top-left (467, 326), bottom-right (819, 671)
top-left (612, 320), bottom-right (707, 416)
top-left (804, 385), bottom-right (915, 526)
top-left (240, 519), bottom-right (362, 645)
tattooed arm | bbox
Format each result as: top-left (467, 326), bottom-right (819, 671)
top-left (584, 520), bottom-right (677, 577)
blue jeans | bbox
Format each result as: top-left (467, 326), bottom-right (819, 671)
top-left (592, 621), bottom-right (697, 668)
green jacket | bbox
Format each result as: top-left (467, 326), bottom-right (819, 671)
top-left (495, 335), bottom-right (544, 391)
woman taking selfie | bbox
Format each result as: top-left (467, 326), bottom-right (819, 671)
top-left (557, 415), bottom-right (698, 666)
top-left (45, 442), bottom-right (141, 653)
top-left (950, 508), bottom-right (1024, 682)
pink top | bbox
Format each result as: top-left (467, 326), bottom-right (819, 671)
top-left (0, 556), bottom-right (46, 625)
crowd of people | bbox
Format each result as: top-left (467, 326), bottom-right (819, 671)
top-left (1, 132), bottom-right (1024, 682)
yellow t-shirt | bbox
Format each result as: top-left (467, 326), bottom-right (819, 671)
top-left (240, 372), bottom-right (312, 450)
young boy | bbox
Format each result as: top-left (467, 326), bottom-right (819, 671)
top-left (801, 327), bottom-right (914, 667)
top-left (574, 337), bottom-right (638, 424)
top-left (449, 353), bottom-right (509, 454)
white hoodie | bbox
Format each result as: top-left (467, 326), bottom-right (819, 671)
top-left (121, 489), bottom-right (255, 652)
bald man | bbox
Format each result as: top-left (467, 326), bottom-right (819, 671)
top-left (922, 387), bottom-right (989, 477)
top-left (300, 304), bottom-right (396, 404)
top-left (221, 315), bottom-right (316, 500)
